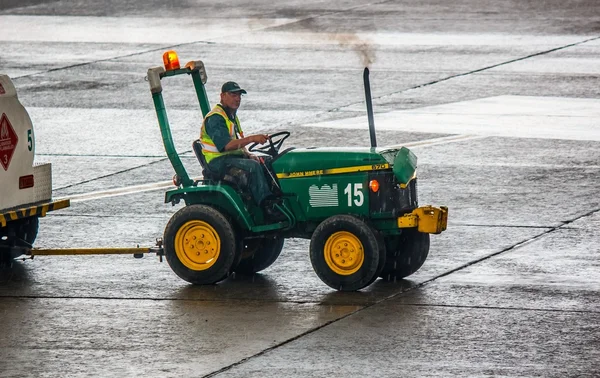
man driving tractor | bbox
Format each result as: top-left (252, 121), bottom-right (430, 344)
top-left (200, 81), bottom-right (284, 220)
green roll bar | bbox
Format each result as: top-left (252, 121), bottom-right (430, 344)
top-left (148, 61), bottom-right (211, 188)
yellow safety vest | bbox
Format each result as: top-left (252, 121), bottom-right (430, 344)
top-left (200, 105), bottom-right (245, 164)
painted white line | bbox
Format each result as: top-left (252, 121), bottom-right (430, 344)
top-left (0, 15), bottom-right (593, 48)
top-left (305, 96), bottom-right (600, 142)
top-left (0, 16), bottom-right (299, 44)
top-left (63, 136), bottom-right (474, 204)
top-left (61, 127), bottom-right (598, 205)
top-left (65, 180), bottom-right (177, 203)
top-left (397, 134), bottom-right (486, 148)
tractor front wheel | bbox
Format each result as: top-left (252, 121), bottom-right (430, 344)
top-left (163, 205), bottom-right (237, 285)
top-left (379, 229), bottom-right (430, 281)
top-left (310, 215), bottom-right (382, 291)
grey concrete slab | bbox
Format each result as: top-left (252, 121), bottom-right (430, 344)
top-left (397, 215), bottom-right (600, 312)
top-left (412, 136), bottom-right (600, 227)
top-left (41, 156), bottom-right (165, 191)
top-left (212, 303), bottom-right (600, 377)
top-left (0, 296), bottom-right (358, 378)
top-left (208, 216), bottom-right (600, 378)
top-left (373, 66), bottom-right (600, 113)
top-left (15, 215), bottom-right (545, 304)
top-left (419, 162), bottom-right (600, 227)
top-left (0, 41), bottom-right (161, 78)
top-left (277, 1), bottom-right (600, 35)
top-left (416, 136), bottom-right (600, 168)
top-left (0, 0), bottom-right (365, 18)
top-left (47, 129), bottom-right (450, 197)
top-left (488, 42), bottom-right (600, 75)
top-left (0, 0), bottom-right (599, 376)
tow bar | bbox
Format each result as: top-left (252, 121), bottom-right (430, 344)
top-left (26, 239), bottom-right (165, 261)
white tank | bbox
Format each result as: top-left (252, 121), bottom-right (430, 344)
top-left (0, 74), bottom-right (52, 211)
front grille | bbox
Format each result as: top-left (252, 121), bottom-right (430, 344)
top-left (368, 171), bottom-right (418, 217)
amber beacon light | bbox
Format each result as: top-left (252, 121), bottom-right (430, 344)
top-left (163, 50), bottom-right (180, 71)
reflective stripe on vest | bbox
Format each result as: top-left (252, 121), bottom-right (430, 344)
top-left (200, 105), bottom-right (245, 163)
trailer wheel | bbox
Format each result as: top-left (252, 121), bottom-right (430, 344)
top-left (164, 205), bottom-right (237, 285)
top-left (0, 217), bottom-right (39, 265)
top-left (234, 237), bottom-right (284, 275)
top-left (379, 230), bottom-right (430, 281)
top-left (310, 215), bottom-right (382, 291)
top-left (19, 216), bottom-right (39, 245)
top-left (0, 216), bottom-right (39, 246)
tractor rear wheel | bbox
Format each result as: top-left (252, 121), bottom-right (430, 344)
top-left (163, 205), bottom-right (237, 285)
top-left (234, 236), bottom-right (284, 275)
top-left (379, 229), bottom-right (430, 281)
top-left (310, 215), bottom-right (382, 291)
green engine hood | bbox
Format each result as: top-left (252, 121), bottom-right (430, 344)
top-left (272, 146), bottom-right (417, 185)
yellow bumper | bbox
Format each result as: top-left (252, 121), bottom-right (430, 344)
top-left (0, 198), bottom-right (70, 228)
top-left (398, 205), bottom-right (448, 234)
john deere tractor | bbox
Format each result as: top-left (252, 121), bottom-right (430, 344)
top-left (148, 52), bottom-right (447, 291)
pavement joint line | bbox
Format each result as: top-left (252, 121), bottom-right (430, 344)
top-left (7, 18), bottom-right (598, 366)
top-left (53, 156), bottom-right (170, 192)
top-left (10, 1), bottom-right (374, 81)
top-left (201, 303), bottom-right (369, 378)
top-left (381, 207), bottom-right (600, 301)
top-left (11, 0), bottom-right (398, 84)
top-left (427, 163), bottom-right (600, 169)
top-left (53, 148), bottom-right (196, 193)
top-left (38, 153), bottom-right (167, 158)
top-left (398, 302), bottom-right (600, 314)
top-left (327, 35), bottom-right (600, 114)
top-left (4, 207), bottom-right (599, 376)
top-left (201, 206), bottom-right (600, 377)
top-left (53, 133), bottom-right (455, 203)
top-left (49, 213), bottom-right (166, 219)
top-left (11, 41), bottom-right (216, 80)
top-left (0, 293), bottom-right (348, 307)
top-left (452, 223), bottom-right (557, 229)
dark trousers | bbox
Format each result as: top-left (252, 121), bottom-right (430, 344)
top-left (207, 155), bottom-right (273, 206)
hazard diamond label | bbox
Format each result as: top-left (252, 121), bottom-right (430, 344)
top-left (0, 113), bottom-right (18, 171)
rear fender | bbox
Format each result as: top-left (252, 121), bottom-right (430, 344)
top-left (165, 185), bottom-right (254, 230)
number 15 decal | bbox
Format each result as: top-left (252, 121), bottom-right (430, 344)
top-left (344, 183), bottom-right (364, 207)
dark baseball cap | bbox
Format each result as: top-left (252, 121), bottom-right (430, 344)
top-left (221, 81), bottom-right (247, 94)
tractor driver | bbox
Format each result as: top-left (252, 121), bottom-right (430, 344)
top-left (200, 81), bottom-right (284, 220)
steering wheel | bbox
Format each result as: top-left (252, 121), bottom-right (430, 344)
top-left (248, 131), bottom-right (291, 158)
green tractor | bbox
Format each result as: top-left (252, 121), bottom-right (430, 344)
top-left (148, 52), bottom-right (448, 291)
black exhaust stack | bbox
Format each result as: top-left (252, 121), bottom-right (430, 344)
top-left (363, 67), bottom-right (377, 148)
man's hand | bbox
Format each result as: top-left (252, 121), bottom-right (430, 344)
top-left (249, 134), bottom-right (269, 145)
top-left (224, 134), bottom-right (270, 152)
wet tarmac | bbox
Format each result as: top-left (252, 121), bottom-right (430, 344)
top-left (1, 0), bottom-right (599, 377)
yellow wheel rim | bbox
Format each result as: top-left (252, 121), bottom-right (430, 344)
top-left (324, 231), bottom-right (364, 276)
top-left (174, 220), bottom-right (221, 271)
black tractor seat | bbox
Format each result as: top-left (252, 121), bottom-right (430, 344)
top-left (192, 139), bottom-right (220, 181)
top-left (193, 139), bottom-right (246, 190)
